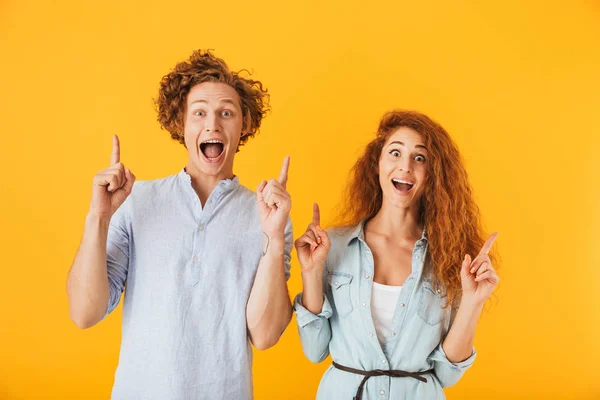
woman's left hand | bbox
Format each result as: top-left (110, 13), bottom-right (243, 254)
top-left (461, 232), bottom-right (499, 304)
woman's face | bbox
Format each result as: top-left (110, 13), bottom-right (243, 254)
top-left (378, 127), bottom-right (429, 209)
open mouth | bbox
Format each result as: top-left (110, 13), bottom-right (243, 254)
top-left (392, 178), bottom-right (414, 193)
top-left (200, 139), bottom-right (225, 161)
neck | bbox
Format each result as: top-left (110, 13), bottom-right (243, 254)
top-left (185, 164), bottom-right (234, 206)
top-left (366, 200), bottom-right (423, 243)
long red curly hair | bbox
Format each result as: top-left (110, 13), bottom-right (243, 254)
top-left (336, 110), bottom-right (496, 307)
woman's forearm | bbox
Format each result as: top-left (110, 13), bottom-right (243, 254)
top-left (441, 296), bottom-right (484, 362)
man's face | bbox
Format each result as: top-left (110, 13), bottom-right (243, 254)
top-left (183, 82), bottom-right (246, 179)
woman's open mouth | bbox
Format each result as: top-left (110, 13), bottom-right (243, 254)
top-left (392, 178), bottom-right (414, 194)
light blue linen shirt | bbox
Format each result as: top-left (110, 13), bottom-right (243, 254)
top-left (294, 223), bottom-right (475, 400)
top-left (104, 168), bottom-right (292, 400)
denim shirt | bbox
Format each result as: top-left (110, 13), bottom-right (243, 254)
top-left (294, 223), bottom-right (475, 400)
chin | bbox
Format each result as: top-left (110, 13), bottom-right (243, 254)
top-left (197, 163), bottom-right (225, 176)
top-left (391, 199), bottom-right (412, 209)
top-left (387, 192), bottom-right (421, 209)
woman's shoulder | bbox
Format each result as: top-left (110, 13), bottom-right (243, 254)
top-left (324, 224), bottom-right (362, 271)
top-left (326, 225), bottom-right (361, 246)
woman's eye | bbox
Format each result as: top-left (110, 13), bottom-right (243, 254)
top-left (193, 110), bottom-right (205, 117)
top-left (222, 110), bottom-right (232, 117)
top-left (390, 150), bottom-right (400, 157)
top-left (415, 155), bottom-right (426, 162)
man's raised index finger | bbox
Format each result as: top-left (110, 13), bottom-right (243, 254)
top-left (278, 155), bottom-right (290, 188)
top-left (111, 134), bottom-right (120, 165)
top-left (312, 203), bottom-right (321, 226)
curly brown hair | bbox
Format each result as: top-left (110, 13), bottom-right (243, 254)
top-left (336, 110), bottom-right (497, 308)
top-left (154, 50), bottom-right (270, 151)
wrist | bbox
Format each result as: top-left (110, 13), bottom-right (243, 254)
top-left (262, 232), bottom-right (285, 256)
top-left (262, 226), bottom-right (285, 238)
top-left (86, 211), bottom-right (112, 225)
top-left (301, 264), bottom-right (325, 279)
top-left (459, 294), bottom-right (486, 311)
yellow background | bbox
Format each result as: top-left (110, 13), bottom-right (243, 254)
top-left (1, 1), bottom-right (599, 399)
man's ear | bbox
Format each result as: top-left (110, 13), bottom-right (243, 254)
top-left (241, 112), bottom-right (251, 137)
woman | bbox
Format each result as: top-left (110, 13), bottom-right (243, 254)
top-left (294, 110), bottom-right (499, 399)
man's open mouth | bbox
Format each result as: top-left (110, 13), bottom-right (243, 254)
top-left (200, 139), bottom-right (224, 160)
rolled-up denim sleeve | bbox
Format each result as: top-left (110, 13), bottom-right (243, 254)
top-left (103, 200), bottom-right (131, 318)
top-left (294, 292), bottom-right (333, 363)
top-left (428, 343), bottom-right (476, 388)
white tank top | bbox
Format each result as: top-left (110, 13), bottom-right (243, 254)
top-left (371, 282), bottom-right (402, 347)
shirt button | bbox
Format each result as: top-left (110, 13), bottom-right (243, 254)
top-left (193, 257), bottom-right (198, 262)
top-left (368, 332), bottom-right (373, 337)
top-left (208, 199), bottom-right (212, 204)
top-left (409, 277), bottom-right (414, 280)
top-left (400, 303), bottom-right (405, 307)
top-left (392, 332), bottom-right (397, 336)
top-left (380, 390), bottom-right (385, 395)
top-left (365, 274), bottom-right (371, 279)
top-left (199, 225), bottom-right (204, 231)
top-left (362, 302), bottom-right (367, 307)
top-left (334, 281), bottom-right (339, 287)
top-left (381, 360), bottom-right (387, 364)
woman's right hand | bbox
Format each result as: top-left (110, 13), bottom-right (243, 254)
top-left (89, 135), bottom-right (136, 218)
top-left (294, 203), bottom-right (331, 274)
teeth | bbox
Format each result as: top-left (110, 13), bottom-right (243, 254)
top-left (203, 140), bottom-right (223, 144)
top-left (392, 179), bottom-right (414, 185)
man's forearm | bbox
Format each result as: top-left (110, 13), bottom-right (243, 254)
top-left (66, 213), bottom-right (111, 329)
top-left (246, 234), bottom-right (292, 350)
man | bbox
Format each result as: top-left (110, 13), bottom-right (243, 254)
top-left (66, 50), bottom-right (293, 399)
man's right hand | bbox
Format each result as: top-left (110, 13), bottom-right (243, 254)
top-left (90, 134), bottom-right (135, 217)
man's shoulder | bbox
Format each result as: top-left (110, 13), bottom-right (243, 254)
top-left (131, 172), bottom-right (179, 193)
top-left (125, 172), bottom-right (182, 207)
top-left (234, 183), bottom-right (256, 202)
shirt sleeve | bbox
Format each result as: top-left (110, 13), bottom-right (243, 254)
top-left (293, 266), bottom-right (333, 363)
top-left (103, 199), bottom-right (131, 318)
top-left (427, 342), bottom-right (477, 388)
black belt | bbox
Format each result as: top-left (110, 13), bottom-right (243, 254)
top-left (332, 361), bottom-right (433, 400)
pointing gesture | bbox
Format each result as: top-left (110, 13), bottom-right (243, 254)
top-left (90, 135), bottom-right (136, 217)
top-left (110, 134), bottom-right (120, 165)
top-left (278, 155), bottom-right (289, 189)
top-left (294, 203), bottom-right (331, 274)
top-left (312, 202), bottom-right (320, 225)
top-left (256, 156), bottom-right (292, 236)
top-left (461, 232), bottom-right (499, 303)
